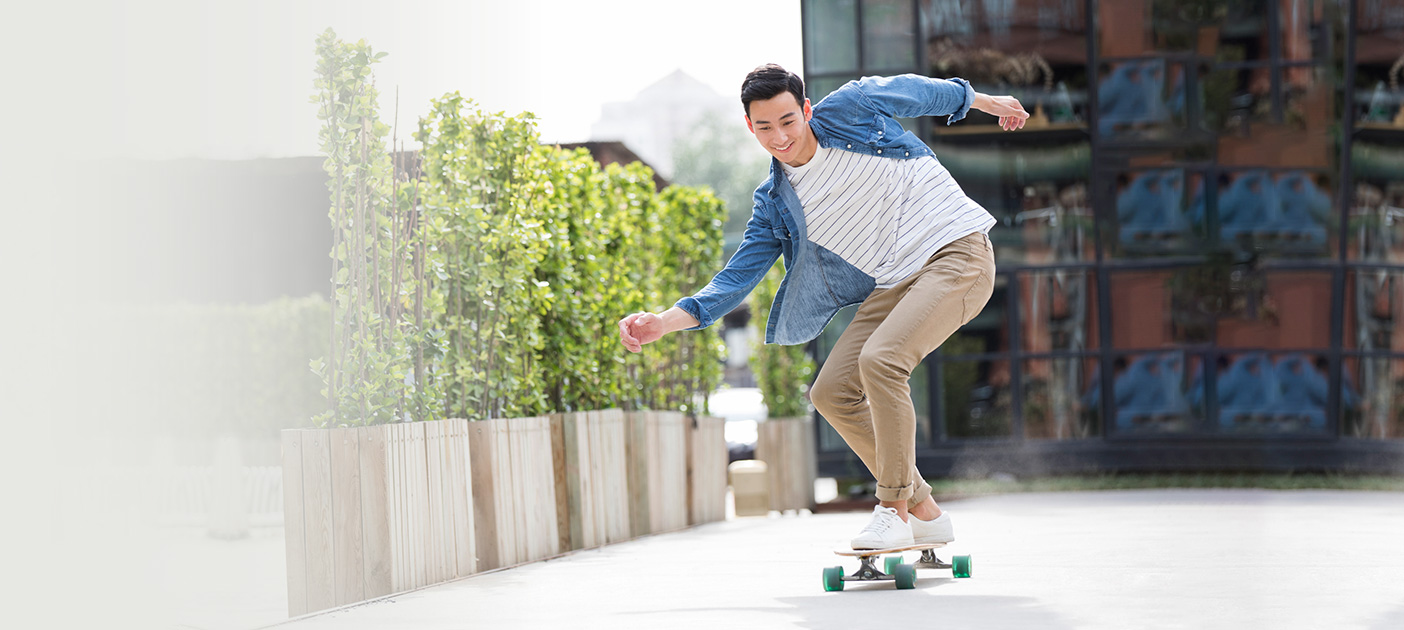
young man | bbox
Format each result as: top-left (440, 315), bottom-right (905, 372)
top-left (618, 64), bottom-right (1027, 550)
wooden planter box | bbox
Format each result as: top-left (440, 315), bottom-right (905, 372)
top-left (466, 416), bottom-right (559, 571)
top-left (624, 411), bottom-right (689, 536)
top-left (755, 416), bottom-right (817, 512)
top-left (549, 409), bottom-right (631, 552)
top-left (282, 410), bottom-right (731, 618)
top-left (687, 415), bottom-right (727, 525)
top-left (281, 420), bottom-right (475, 617)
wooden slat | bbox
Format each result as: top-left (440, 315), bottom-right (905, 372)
top-left (551, 413), bottom-right (574, 552)
top-left (358, 425), bottom-right (392, 599)
top-left (626, 411), bottom-right (650, 538)
top-left (301, 430), bottom-right (335, 613)
top-left (330, 428), bottom-right (364, 607)
top-left (537, 416), bottom-right (560, 557)
top-left (447, 418), bottom-right (475, 577)
top-left (467, 420), bottom-right (500, 571)
top-left (411, 422), bottom-right (428, 589)
top-left (280, 430), bottom-right (306, 617)
top-left (424, 421), bottom-right (444, 585)
top-left (603, 409), bottom-right (631, 544)
top-left (579, 411), bottom-right (599, 548)
top-left (393, 423), bottom-right (408, 592)
top-left (658, 412), bottom-right (688, 533)
top-left (494, 418), bottom-right (519, 567)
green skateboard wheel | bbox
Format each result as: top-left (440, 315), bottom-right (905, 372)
top-left (823, 566), bottom-right (845, 592)
top-left (884, 555), bottom-right (903, 574)
top-left (893, 563), bottom-right (917, 589)
top-left (953, 554), bottom-right (973, 578)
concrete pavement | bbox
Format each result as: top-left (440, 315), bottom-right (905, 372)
top-left (268, 490), bottom-right (1404, 630)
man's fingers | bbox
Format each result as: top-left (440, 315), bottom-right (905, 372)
top-left (618, 315), bottom-right (638, 345)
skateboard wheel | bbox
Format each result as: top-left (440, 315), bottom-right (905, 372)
top-left (893, 563), bottom-right (917, 589)
top-left (952, 555), bottom-right (973, 578)
top-left (822, 566), bottom-right (845, 592)
top-left (884, 556), bottom-right (903, 574)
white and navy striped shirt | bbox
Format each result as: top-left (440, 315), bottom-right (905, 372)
top-left (781, 145), bottom-right (996, 288)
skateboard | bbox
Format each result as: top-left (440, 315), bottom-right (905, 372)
top-left (822, 542), bottom-right (972, 591)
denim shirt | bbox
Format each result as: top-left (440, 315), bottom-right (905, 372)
top-left (674, 74), bottom-right (977, 345)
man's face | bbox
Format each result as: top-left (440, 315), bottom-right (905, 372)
top-left (745, 92), bottom-right (816, 167)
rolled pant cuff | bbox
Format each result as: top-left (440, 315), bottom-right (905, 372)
top-left (907, 483), bottom-right (933, 511)
top-left (875, 483), bottom-right (915, 503)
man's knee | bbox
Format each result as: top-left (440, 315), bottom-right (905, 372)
top-left (811, 370), bottom-right (862, 417)
top-left (858, 347), bottom-right (908, 382)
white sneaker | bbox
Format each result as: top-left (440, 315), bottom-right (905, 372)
top-left (910, 511), bottom-right (955, 544)
top-left (850, 505), bottom-right (915, 550)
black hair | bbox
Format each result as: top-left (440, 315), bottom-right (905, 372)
top-left (741, 63), bottom-right (806, 118)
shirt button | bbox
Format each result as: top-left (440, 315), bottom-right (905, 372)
top-left (905, 151), bottom-right (910, 156)
top-left (877, 149), bottom-right (882, 154)
top-left (846, 143), bottom-right (852, 148)
top-left (878, 131), bottom-right (884, 136)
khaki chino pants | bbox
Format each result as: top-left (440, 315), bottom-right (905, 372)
top-left (811, 230), bottom-right (996, 506)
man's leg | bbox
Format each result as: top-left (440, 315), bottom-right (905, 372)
top-left (812, 280), bottom-right (938, 515)
top-left (860, 232), bottom-right (995, 512)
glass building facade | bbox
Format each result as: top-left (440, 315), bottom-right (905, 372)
top-left (801, 0), bottom-right (1404, 476)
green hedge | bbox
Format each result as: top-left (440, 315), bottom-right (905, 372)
top-left (309, 31), bottom-right (726, 424)
top-left (409, 103), bottom-right (724, 421)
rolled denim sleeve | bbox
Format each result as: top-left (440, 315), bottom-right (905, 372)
top-left (854, 74), bottom-right (976, 125)
top-left (674, 202), bottom-right (782, 331)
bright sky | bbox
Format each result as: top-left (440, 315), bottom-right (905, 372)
top-left (7, 0), bottom-right (802, 161)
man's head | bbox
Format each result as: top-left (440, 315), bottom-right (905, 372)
top-left (742, 64), bottom-right (816, 166)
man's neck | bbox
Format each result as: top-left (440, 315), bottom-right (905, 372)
top-left (785, 131), bottom-right (819, 168)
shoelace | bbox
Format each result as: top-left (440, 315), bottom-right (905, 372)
top-left (859, 509), bottom-right (898, 535)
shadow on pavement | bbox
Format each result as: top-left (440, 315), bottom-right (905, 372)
top-left (776, 594), bottom-right (1076, 629)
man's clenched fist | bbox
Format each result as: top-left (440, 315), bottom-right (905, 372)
top-left (618, 312), bottom-right (664, 353)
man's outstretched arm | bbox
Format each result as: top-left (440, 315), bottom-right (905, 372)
top-left (618, 199), bottom-right (782, 353)
top-left (851, 74), bottom-right (1029, 129)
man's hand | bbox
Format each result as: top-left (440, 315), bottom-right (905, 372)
top-left (972, 93), bottom-right (1029, 131)
top-left (618, 312), bottom-right (665, 353)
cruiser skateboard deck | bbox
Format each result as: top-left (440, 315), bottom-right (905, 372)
top-left (823, 542), bottom-right (972, 591)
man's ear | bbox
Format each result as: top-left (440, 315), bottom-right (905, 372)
top-left (803, 98), bottom-right (812, 122)
top-left (744, 115), bottom-right (754, 134)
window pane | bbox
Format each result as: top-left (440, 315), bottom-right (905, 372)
top-left (1216, 270), bottom-right (1332, 349)
top-left (1023, 357), bottom-right (1100, 439)
top-left (1348, 142), bottom-right (1404, 262)
top-left (1215, 351), bottom-right (1331, 435)
top-left (1345, 269), bottom-right (1404, 353)
top-left (935, 143), bottom-right (1094, 265)
top-left (1095, 59), bottom-right (1198, 140)
top-left (1020, 270), bottom-right (1099, 352)
top-left (1341, 356), bottom-right (1404, 439)
top-left (863, 0), bottom-right (916, 72)
top-left (807, 76), bottom-right (852, 105)
top-left (924, 0), bottom-right (1089, 125)
top-left (940, 358), bottom-right (1012, 438)
top-left (1109, 351), bottom-right (1203, 435)
top-left (1107, 0), bottom-right (1323, 61)
top-left (1109, 270), bottom-right (1209, 347)
top-left (805, 0), bottom-right (859, 74)
top-left (1356, 0), bottom-right (1404, 128)
top-left (1106, 167), bottom-right (1209, 256)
